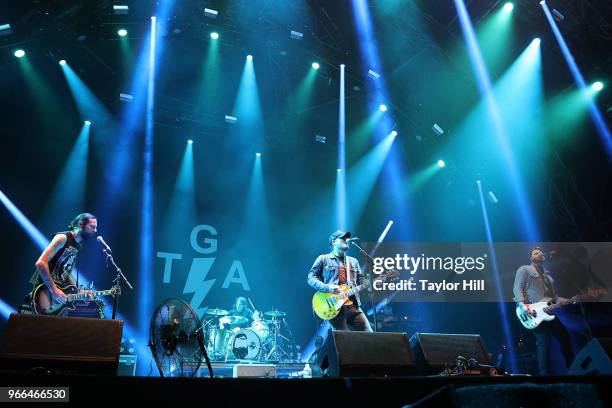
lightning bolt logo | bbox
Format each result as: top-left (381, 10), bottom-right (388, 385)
top-left (183, 257), bottom-right (216, 318)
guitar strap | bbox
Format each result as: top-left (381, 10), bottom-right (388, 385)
top-left (346, 257), bottom-right (351, 286)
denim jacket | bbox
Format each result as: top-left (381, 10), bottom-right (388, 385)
top-left (307, 252), bottom-right (363, 306)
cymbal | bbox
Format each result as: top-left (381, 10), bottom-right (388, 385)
top-left (204, 308), bottom-right (229, 316)
top-left (264, 309), bottom-right (286, 318)
top-left (223, 315), bottom-right (249, 326)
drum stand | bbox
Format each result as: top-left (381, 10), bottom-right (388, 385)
top-left (265, 317), bottom-right (290, 362)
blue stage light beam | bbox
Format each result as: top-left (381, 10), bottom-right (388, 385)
top-left (0, 299), bottom-right (17, 319)
top-left (163, 141), bottom-right (195, 230)
top-left (350, 0), bottom-right (413, 239)
top-left (39, 123), bottom-right (90, 233)
top-left (138, 15), bottom-right (157, 340)
top-left (540, 2), bottom-right (612, 160)
top-left (348, 131), bottom-right (397, 227)
top-left (336, 64), bottom-right (347, 230)
top-left (243, 152), bottom-right (269, 234)
top-left (453, 0), bottom-right (539, 241)
top-left (231, 53), bottom-right (265, 153)
top-left (476, 180), bottom-right (518, 373)
top-left (99, 1), bottom-right (175, 233)
top-left (0, 190), bottom-right (48, 250)
top-left (59, 62), bottom-right (116, 135)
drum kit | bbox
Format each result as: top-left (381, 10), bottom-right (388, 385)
top-left (201, 307), bottom-right (298, 363)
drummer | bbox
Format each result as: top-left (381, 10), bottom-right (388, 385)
top-left (220, 297), bottom-right (261, 329)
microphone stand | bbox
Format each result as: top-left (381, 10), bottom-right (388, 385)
top-left (349, 241), bottom-right (379, 332)
top-left (102, 247), bottom-right (133, 320)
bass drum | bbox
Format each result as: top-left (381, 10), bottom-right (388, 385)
top-left (229, 329), bottom-right (261, 360)
top-left (251, 319), bottom-right (269, 341)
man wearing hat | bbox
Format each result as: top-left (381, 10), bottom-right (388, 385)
top-left (307, 230), bottom-right (373, 331)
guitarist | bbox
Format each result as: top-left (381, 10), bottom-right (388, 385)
top-left (307, 230), bottom-right (372, 331)
top-left (513, 246), bottom-right (573, 375)
top-left (28, 213), bottom-right (97, 313)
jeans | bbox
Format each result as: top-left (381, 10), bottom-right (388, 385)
top-left (533, 318), bottom-right (573, 375)
top-left (329, 304), bottom-right (373, 332)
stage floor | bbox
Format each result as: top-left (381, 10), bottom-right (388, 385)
top-left (2, 372), bottom-right (610, 406)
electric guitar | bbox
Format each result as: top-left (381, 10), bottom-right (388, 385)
top-left (515, 288), bottom-right (607, 330)
top-left (31, 283), bottom-right (120, 316)
top-left (312, 270), bottom-right (399, 320)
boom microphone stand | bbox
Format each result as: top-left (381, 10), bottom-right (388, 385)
top-left (102, 247), bottom-right (133, 320)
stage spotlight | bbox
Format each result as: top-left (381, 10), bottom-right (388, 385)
top-left (119, 92), bottom-right (133, 102)
top-left (432, 123), bottom-right (445, 135)
top-left (246, 54), bottom-right (253, 61)
top-left (379, 104), bottom-right (388, 112)
top-left (14, 49), bottom-right (25, 58)
top-left (0, 23), bottom-right (12, 36)
top-left (368, 69), bottom-right (380, 79)
top-left (290, 30), bottom-right (303, 40)
top-left (437, 160), bottom-right (446, 168)
top-left (390, 130), bottom-right (398, 137)
top-left (59, 59), bottom-right (67, 65)
top-left (187, 139), bottom-right (193, 144)
top-left (312, 62), bottom-right (320, 70)
top-left (256, 152), bottom-right (261, 157)
top-left (532, 37), bottom-right (541, 45)
top-left (225, 115), bottom-right (237, 124)
top-left (503, 2), bottom-right (514, 12)
top-left (84, 120), bottom-right (92, 126)
top-left (539, 0), bottom-right (545, 4)
top-left (210, 32), bottom-right (219, 40)
top-left (117, 29), bottom-right (127, 37)
top-left (592, 81), bottom-right (604, 92)
top-left (337, 168), bottom-right (342, 173)
top-left (204, 8), bottom-right (218, 19)
top-left (113, 5), bottom-right (129, 15)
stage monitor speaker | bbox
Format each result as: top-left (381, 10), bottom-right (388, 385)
top-left (316, 330), bottom-right (416, 377)
top-left (0, 313), bottom-right (123, 375)
top-left (568, 338), bottom-right (612, 375)
top-left (409, 333), bottom-right (491, 373)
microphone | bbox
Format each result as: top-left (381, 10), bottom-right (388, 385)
top-left (97, 236), bottom-right (112, 253)
top-left (346, 237), bottom-right (361, 243)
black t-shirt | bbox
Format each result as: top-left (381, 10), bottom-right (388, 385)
top-left (30, 232), bottom-right (81, 287)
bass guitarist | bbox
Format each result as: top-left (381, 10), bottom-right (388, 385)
top-left (513, 246), bottom-right (574, 374)
top-left (307, 230), bottom-right (372, 331)
top-left (29, 213), bottom-right (97, 313)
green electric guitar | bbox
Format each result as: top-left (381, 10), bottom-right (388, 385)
top-left (312, 270), bottom-right (398, 320)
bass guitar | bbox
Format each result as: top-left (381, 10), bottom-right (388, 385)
top-left (516, 288), bottom-right (607, 329)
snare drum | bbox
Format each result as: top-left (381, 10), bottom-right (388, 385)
top-left (251, 319), bottom-right (269, 340)
top-left (229, 329), bottom-right (261, 360)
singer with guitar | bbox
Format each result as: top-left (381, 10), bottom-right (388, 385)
top-left (307, 230), bottom-right (373, 331)
top-left (513, 246), bottom-right (574, 375)
top-left (28, 213), bottom-right (98, 314)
